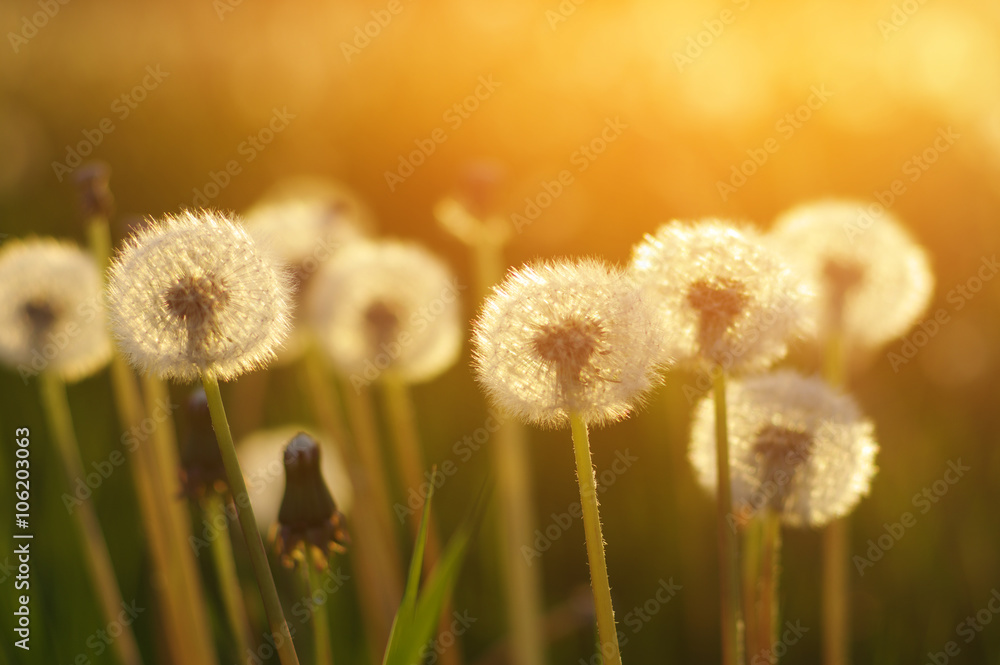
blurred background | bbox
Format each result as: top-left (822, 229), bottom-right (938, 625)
top-left (2, 0), bottom-right (999, 663)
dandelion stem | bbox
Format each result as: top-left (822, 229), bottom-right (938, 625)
top-left (569, 413), bottom-right (621, 665)
top-left (38, 372), bottom-right (143, 665)
top-left (713, 370), bottom-right (742, 665)
top-left (822, 327), bottom-right (849, 665)
top-left (741, 518), bottom-right (762, 662)
top-left (201, 372), bottom-right (301, 665)
top-left (758, 513), bottom-right (782, 661)
top-left (306, 564), bottom-right (335, 665)
top-left (205, 493), bottom-right (255, 658)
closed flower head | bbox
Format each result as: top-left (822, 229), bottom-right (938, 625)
top-left (769, 199), bottom-right (934, 353)
top-left (631, 220), bottom-right (813, 373)
top-left (689, 370), bottom-right (878, 528)
top-left (0, 238), bottom-right (112, 382)
top-left (106, 210), bottom-right (293, 382)
top-left (308, 240), bottom-right (462, 387)
top-left (472, 258), bottom-right (667, 429)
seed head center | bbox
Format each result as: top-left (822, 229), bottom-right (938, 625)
top-left (753, 424), bottom-right (813, 478)
top-left (532, 317), bottom-right (605, 378)
top-left (364, 300), bottom-right (401, 350)
top-left (164, 273), bottom-right (230, 327)
top-left (21, 299), bottom-right (59, 337)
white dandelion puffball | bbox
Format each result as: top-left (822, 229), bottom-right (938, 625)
top-left (768, 199), bottom-right (934, 354)
top-left (0, 238), bottom-right (112, 382)
top-left (236, 426), bottom-right (353, 535)
top-left (631, 220), bottom-right (814, 373)
top-left (472, 258), bottom-right (668, 429)
top-left (106, 210), bottom-right (293, 382)
top-left (689, 370), bottom-right (878, 528)
top-left (244, 194), bottom-right (369, 363)
top-left (308, 240), bottom-right (462, 387)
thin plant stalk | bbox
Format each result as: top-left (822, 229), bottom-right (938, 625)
top-left (88, 214), bottom-right (216, 665)
top-left (380, 375), bottom-right (462, 665)
top-left (201, 372), bottom-right (301, 665)
top-left (38, 372), bottom-right (143, 665)
top-left (569, 413), bottom-right (621, 665)
top-left (757, 513), bottom-right (782, 661)
top-left (713, 370), bottom-right (742, 665)
top-left (299, 351), bottom-right (401, 656)
top-left (822, 327), bottom-right (849, 665)
top-left (443, 204), bottom-right (545, 665)
top-left (305, 564), bottom-right (335, 665)
top-left (741, 518), bottom-right (763, 662)
top-left (205, 493), bottom-right (255, 658)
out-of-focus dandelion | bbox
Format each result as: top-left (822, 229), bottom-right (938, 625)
top-left (0, 238), bottom-right (112, 382)
top-left (308, 239), bottom-right (462, 389)
top-left (689, 370), bottom-right (878, 528)
top-left (106, 209), bottom-right (301, 665)
top-left (631, 220), bottom-right (813, 373)
top-left (768, 199), bottom-right (934, 362)
top-left (106, 210), bottom-right (293, 382)
top-left (237, 426), bottom-right (353, 535)
top-left (472, 258), bottom-right (667, 665)
top-left (473, 258), bottom-right (666, 429)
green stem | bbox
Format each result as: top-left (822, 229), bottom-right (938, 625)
top-left (201, 372), bottom-right (300, 665)
top-left (39, 372), bottom-right (143, 665)
top-left (306, 564), bottom-right (335, 665)
top-left (822, 328), bottom-right (849, 665)
top-left (758, 514), bottom-right (782, 662)
top-left (206, 493), bottom-right (255, 658)
top-left (569, 414), bottom-right (621, 665)
top-left (713, 370), bottom-right (742, 665)
top-left (741, 518), bottom-right (762, 663)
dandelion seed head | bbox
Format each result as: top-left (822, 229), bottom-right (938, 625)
top-left (631, 220), bottom-right (813, 373)
top-left (0, 238), bottom-right (112, 381)
top-left (472, 258), bottom-right (668, 429)
top-left (106, 210), bottom-right (293, 382)
top-left (308, 240), bottom-right (462, 385)
top-left (689, 370), bottom-right (878, 527)
top-left (769, 199), bottom-right (934, 353)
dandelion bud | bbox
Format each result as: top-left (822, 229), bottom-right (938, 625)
top-left (472, 258), bottom-right (668, 429)
top-left (689, 370), bottom-right (878, 528)
top-left (179, 387), bottom-right (228, 498)
top-left (630, 220), bottom-right (814, 373)
top-left (73, 161), bottom-right (114, 221)
top-left (768, 199), bottom-right (934, 354)
top-left (0, 238), bottom-right (112, 382)
top-left (308, 240), bottom-right (462, 386)
top-left (274, 432), bottom-right (349, 568)
top-left (106, 210), bottom-right (293, 382)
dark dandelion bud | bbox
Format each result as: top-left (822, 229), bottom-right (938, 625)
top-left (275, 433), bottom-right (348, 568)
top-left (74, 161), bottom-right (115, 221)
top-left (179, 387), bottom-right (228, 498)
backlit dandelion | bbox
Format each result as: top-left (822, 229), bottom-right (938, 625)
top-left (631, 220), bottom-right (813, 373)
top-left (768, 199), bottom-right (934, 354)
top-left (0, 238), bottom-right (112, 382)
top-left (308, 239), bottom-right (462, 388)
top-left (106, 210), bottom-right (293, 382)
top-left (690, 370), bottom-right (878, 528)
top-left (472, 258), bottom-right (667, 429)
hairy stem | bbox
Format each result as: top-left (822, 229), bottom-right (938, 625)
top-left (713, 370), bottom-right (742, 665)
